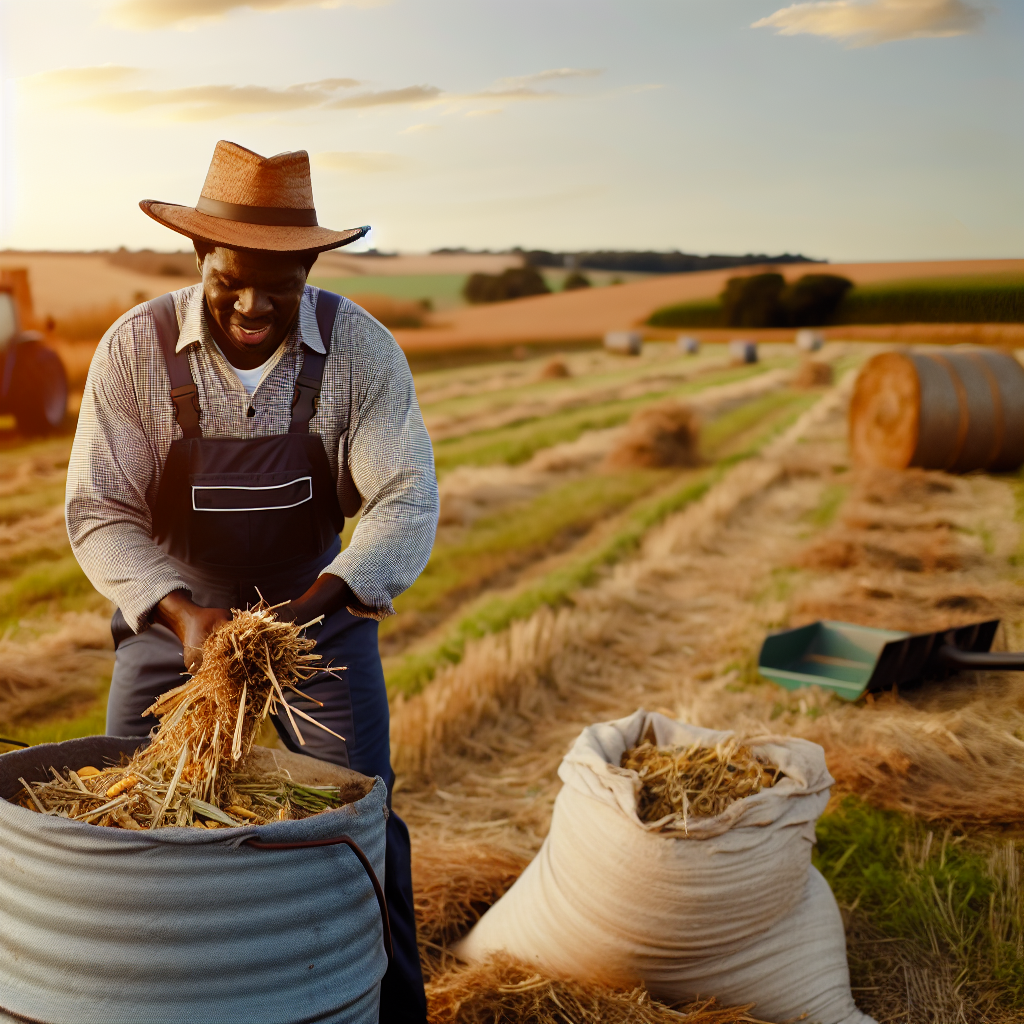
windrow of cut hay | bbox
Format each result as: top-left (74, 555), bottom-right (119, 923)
top-left (390, 382), bottom-right (849, 775)
top-left (396, 367), bottom-right (1022, 1020)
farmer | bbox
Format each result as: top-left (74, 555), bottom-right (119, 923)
top-left (65, 140), bottom-right (438, 1020)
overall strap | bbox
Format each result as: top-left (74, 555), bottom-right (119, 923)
top-left (290, 290), bottom-right (341, 433)
top-left (151, 292), bottom-right (202, 439)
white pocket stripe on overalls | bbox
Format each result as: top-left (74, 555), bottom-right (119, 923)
top-left (191, 476), bottom-right (313, 512)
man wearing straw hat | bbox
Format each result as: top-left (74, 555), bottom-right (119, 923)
top-left (65, 141), bottom-right (438, 1019)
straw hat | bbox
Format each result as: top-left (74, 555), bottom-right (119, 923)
top-left (140, 140), bottom-right (368, 253)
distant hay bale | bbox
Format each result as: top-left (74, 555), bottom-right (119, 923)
top-left (539, 357), bottom-right (571, 380)
top-left (425, 954), bottom-right (761, 1024)
top-left (607, 401), bottom-right (701, 469)
top-left (793, 358), bottom-right (833, 389)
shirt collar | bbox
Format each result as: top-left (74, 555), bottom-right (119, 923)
top-left (174, 283), bottom-right (325, 355)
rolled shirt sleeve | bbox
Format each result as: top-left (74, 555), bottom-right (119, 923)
top-left (65, 310), bottom-right (189, 631)
top-left (321, 313), bottom-right (439, 618)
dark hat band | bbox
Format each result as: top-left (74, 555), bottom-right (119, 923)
top-left (195, 196), bottom-right (318, 227)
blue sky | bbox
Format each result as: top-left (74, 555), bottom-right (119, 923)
top-left (1, 0), bottom-right (1020, 259)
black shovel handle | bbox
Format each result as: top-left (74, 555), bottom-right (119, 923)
top-left (940, 645), bottom-right (1024, 671)
top-left (245, 835), bottom-right (393, 963)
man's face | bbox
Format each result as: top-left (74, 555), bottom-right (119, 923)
top-left (198, 246), bottom-right (311, 369)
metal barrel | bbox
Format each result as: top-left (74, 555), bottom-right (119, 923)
top-left (909, 350), bottom-right (1024, 472)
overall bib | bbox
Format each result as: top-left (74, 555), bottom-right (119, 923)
top-left (106, 290), bottom-right (427, 1022)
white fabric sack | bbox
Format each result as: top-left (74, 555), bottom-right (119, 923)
top-left (456, 710), bottom-right (875, 1024)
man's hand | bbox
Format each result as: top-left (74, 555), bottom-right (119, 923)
top-left (277, 573), bottom-right (357, 627)
top-left (154, 590), bottom-right (230, 674)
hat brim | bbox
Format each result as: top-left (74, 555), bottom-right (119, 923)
top-left (140, 200), bottom-right (367, 254)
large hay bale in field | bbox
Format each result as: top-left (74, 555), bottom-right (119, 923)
top-left (849, 350), bottom-right (1024, 472)
top-left (607, 401), bottom-right (701, 469)
top-left (793, 358), bottom-right (834, 389)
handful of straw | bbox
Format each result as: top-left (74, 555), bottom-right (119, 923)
top-left (16, 606), bottom-right (348, 830)
top-left (621, 727), bottom-right (781, 833)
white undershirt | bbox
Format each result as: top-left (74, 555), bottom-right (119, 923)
top-left (213, 340), bottom-right (285, 397)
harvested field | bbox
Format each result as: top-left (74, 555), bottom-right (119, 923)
top-left (1, 336), bottom-right (1021, 1021)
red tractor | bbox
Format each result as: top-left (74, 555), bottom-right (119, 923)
top-left (0, 269), bottom-right (68, 435)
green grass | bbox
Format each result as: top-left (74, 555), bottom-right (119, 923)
top-left (647, 297), bottom-right (724, 328)
top-left (804, 483), bottom-right (849, 530)
top-left (432, 360), bottom-right (784, 476)
top-left (385, 470), bottom-right (715, 695)
top-left (646, 272), bottom-right (1024, 328)
top-left (386, 387), bottom-right (818, 695)
top-left (0, 481), bottom-right (66, 525)
top-left (383, 468), bottom-right (669, 638)
top-left (815, 799), bottom-right (1023, 1017)
top-left (835, 283), bottom-right (1023, 324)
top-left (0, 697), bottom-right (110, 749)
top-left (0, 555), bottom-right (97, 628)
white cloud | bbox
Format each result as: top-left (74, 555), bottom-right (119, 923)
top-left (328, 86), bottom-right (443, 110)
top-left (314, 151), bottom-right (409, 173)
top-left (21, 66), bottom-right (601, 122)
top-left (108, 0), bottom-right (386, 30)
top-left (22, 65), bottom-right (141, 91)
top-left (752, 0), bottom-right (984, 46)
top-left (492, 68), bottom-right (603, 90)
top-left (402, 123), bottom-right (440, 134)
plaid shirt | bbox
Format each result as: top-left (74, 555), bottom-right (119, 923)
top-left (66, 283), bottom-right (438, 632)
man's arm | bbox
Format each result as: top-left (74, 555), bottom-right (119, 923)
top-left (284, 311), bottom-right (439, 622)
top-left (66, 309), bottom-right (225, 651)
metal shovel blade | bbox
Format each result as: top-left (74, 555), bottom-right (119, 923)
top-left (757, 619), bottom-right (1017, 701)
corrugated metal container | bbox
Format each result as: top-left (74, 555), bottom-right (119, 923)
top-left (0, 736), bottom-right (388, 1024)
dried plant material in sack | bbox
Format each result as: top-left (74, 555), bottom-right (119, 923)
top-left (622, 726), bottom-right (781, 832)
top-left (17, 605), bottom-right (357, 830)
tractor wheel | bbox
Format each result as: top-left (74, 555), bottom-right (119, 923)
top-left (10, 342), bottom-right (68, 436)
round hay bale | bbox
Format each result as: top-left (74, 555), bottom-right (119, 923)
top-left (607, 400), bottom-right (701, 468)
top-left (849, 349), bottom-right (1024, 472)
top-left (792, 358), bottom-right (833, 389)
top-left (539, 357), bottom-right (571, 380)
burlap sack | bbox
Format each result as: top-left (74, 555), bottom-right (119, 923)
top-left (456, 710), bottom-right (874, 1024)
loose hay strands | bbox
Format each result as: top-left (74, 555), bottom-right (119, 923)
top-left (622, 727), bottom-right (780, 832)
top-left (413, 840), bottom-right (530, 980)
top-left (426, 955), bottom-right (766, 1024)
top-left (17, 606), bottom-right (348, 829)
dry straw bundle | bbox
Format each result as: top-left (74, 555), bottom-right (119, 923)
top-left (622, 728), bottom-right (781, 832)
top-left (607, 401), bottom-right (702, 469)
top-left (17, 607), bottom-right (346, 830)
top-left (792, 358), bottom-right (834, 389)
top-left (426, 955), bottom-right (765, 1024)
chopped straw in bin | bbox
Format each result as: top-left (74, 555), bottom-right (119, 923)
top-left (15, 605), bottom-right (348, 830)
top-left (621, 726), bottom-right (781, 832)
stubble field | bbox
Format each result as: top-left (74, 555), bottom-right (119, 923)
top-left (0, 339), bottom-right (1021, 1022)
